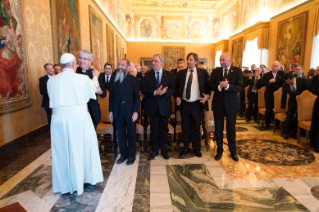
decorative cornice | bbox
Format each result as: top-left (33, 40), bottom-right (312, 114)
top-left (242, 21), bottom-right (270, 35)
top-left (314, 0), bottom-right (319, 5)
top-left (215, 39), bottom-right (229, 47)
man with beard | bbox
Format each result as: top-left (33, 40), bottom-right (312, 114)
top-left (76, 50), bottom-right (106, 130)
top-left (141, 54), bottom-right (175, 160)
top-left (109, 59), bottom-right (140, 165)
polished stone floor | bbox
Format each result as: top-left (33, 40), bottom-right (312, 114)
top-left (0, 119), bottom-right (319, 212)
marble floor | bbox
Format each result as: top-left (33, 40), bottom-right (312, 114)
top-left (1, 119), bottom-right (319, 212)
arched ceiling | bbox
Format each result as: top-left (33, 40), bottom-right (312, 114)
top-left (121, 0), bottom-right (228, 15)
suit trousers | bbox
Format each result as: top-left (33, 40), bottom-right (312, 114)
top-left (44, 106), bottom-right (52, 127)
top-left (180, 100), bottom-right (202, 150)
top-left (214, 109), bottom-right (237, 155)
top-left (265, 96), bottom-right (274, 127)
top-left (284, 101), bottom-right (298, 136)
top-left (240, 90), bottom-right (246, 116)
top-left (149, 104), bottom-right (169, 152)
top-left (246, 92), bottom-right (258, 121)
top-left (115, 103), bottom-right (137, 158)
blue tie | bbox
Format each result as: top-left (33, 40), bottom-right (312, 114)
top-left (156, 71), bottom-right (160, 88)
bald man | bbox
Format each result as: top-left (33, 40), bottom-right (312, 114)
top-left (137, 65), bottom-right (148, 80)
top-left (257, 61), bottom-right (285, 129)
top-left (210, 53), bottom-right (243, 162)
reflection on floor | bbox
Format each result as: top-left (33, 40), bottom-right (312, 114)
top-left (0, 119), bottom-right (319, 212)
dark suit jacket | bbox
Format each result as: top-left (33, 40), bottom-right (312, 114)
top-left (76, 67), bottom-right (106, 126)
top-left (257, 70), bottom-right (285, 100)
top-left (137, 72), bottom-right (145, 80)
top-left (175, 68), bottom-right (210, 111)
top-left (100, 72), bottom-right (115, 92)
top-left (39, 75), bottom-right (50, 108)
top-left (210, 66), bottom-right (243, 113)
top-left (247, 76), bottom-right (261, 97)
top-left (109, 75), bottom-right (140, 121)
top-left (281, 77), bottom-right (310, 109)
top-left (171, 68), bottom-right (178, 77)
top-left (141, 69), bottom-right (175, 117)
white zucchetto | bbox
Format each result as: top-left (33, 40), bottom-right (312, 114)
top-left (60, 53), bottom-right (75, 64)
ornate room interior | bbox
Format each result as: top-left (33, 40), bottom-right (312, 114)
top-left (1, 0), bottom-right (319, 211)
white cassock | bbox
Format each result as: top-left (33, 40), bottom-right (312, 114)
top-left (47, 68), bottom-right (103, 195)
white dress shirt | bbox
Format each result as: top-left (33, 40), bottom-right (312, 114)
top-left (182, 67), bottom-right (200, 102)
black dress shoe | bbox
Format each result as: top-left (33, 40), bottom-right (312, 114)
top-left (116, 155), bottom-right (128, 164)
top-left (265, 125), bottom-right (270, 130)
top-left (194, 149), bottom-right (202, 158)
top-left (179, 148), bottom-right (190, 158)
top-left (231, 154), bottom-right (239, 162)
top-left (215, 153), bottom-right (222, 161)
top-left (162, 151), bottom-right (170, 160)
top-left (245, 119), bottom-right (250, 123)
top-left (283, 134), bottom-right (289, 140)
top-left (148, 152), bottom-right (156, 161)
top-left (291, 134), bottom-right (297, 139)
top-left (126, 157), bottom-right (136, 165)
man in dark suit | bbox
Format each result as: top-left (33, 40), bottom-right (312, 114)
top-left (240, 70), bottom-right (250, 117)
top-left (246, 67), bottom-right (261, 123)
top-left (141, 54), bottom-right (175, 160)
top-left (171, 58), bottom-right (185, 77)
top-left (175, 52), bottom-right (210, 158)
top-left (109, 59), bottom-right (140, 165)
top-left (257, 61), bottom-right (285, 129)
top-left (76, 49), bottom-right (106, 130)
top-left (39, 63), bottom-right (54, 127)
top-left (100, 62), bottom-right (115, 92)
top-left (281, 70), bottom-right (310, 139)
top-left (210, 53), bottom-right (243, 162)
top-left (137, 65), bottom-right (148, 80)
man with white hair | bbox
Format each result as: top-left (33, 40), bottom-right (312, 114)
top-left (48, 53), bottom-right (103, 195)
top-left (128, 66), bottom-right (138, 77)
top-left (76, 49), bottom-right (106, 130)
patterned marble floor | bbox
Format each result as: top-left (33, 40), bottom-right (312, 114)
top-left (1, 119), bottom-right (319, 212)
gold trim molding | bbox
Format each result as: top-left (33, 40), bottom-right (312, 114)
top-left (242, 21), bottom-right (270, 35)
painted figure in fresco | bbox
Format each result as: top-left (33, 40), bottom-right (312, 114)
top-left (0, 17), bottom-right (22, 99)
top-left (141, 19), bottom-right (152, 38)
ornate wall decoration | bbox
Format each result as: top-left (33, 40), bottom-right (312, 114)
top-left (162, 46), bottom-right (185, 69)
top-left (106, 24), bottom-right (115, 66)
top-left (231, 37), bottom-right (243, 67)
top-left (51, 0), bottom-right (81, 62)
top-left (0, 0), bottom-right (31, 114)
top-left (115, 34), bottom-right (122, 64)
top-left (276, 11), bottom-right (308, 72)
top-left (89, 6), bottom-right (103, 71)
top-left (162, 17), bottom-right (184, 40)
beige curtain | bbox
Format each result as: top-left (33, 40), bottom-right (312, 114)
top-left (243, 27), bottom-right (269, 50)
top-left (314, 5), bottom-right (319, 37)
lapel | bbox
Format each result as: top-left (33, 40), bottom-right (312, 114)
top-left (227, 66), bottom-right (234, 80)
top-left (181, 69), bottom-right (188, 89)
top-left (197, 68), bottom-right (202, 86)
top-left (161, 70), bottom-right (168, 86)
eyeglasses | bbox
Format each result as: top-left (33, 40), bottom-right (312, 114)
top-left (78, 57), bottom-right (89, 61)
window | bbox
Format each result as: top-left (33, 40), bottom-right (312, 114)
top-left (311, 34), bottom-right (319, 69)
top-left (242, 37), bottom-right (268, 68)
top-left (215, 50), bottom-right (222, 68)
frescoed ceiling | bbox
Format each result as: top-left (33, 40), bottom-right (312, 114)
top-left (94, 0), bottom-right (309, 42)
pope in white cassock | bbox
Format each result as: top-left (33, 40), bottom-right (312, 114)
top-left (47, 53), bottom-right (103, 195)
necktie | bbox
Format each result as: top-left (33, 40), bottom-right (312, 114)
top-left (106, 76), bottom-right (109, 84)
top-left (156, 71), bottom-right (160, 88)
top-left (224, 68), bottom-right (228, 79)
top-left (273, 73), bottom-right (277, 79)
top-left (186, 70), bottom-right (194, 100)
top-left (253, 77), bottom-right (257, 91)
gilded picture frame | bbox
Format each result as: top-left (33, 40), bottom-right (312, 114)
top-left (231, 37), bottom-right (243, 68)
top-left (276, 11), bottom-right (308, 72)
top-left (89, 6), bottom-right (103, 72)
top-left (0, 0), bottom-right (31, 115)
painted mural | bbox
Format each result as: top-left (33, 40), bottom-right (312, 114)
top-left (0, 0), bottom-right (31, 114)
top-left (94, 0), bottom-right (125, 35)
top-left (53, 0), bottom-right (81, 60)
top-left (123, 0), bottom-right (307, 42)
top-left (89, 6), bottom-right (103, 71)
top-left (276, 11), bottom-right (308, 72)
